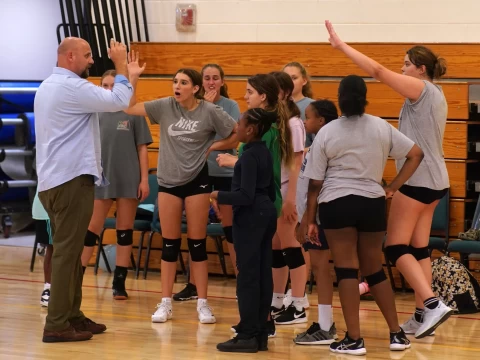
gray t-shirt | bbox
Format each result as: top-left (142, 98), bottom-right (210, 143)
top-left (304, 114), bottom-right (415, 204)
top-left (296, 97), bottom-right (315, 147)
top-left (296, 147), bottom-right (313, 222)
top-left (145, 97), bottom-right (236, 187)
top-left (207, 96), bottom-right (241, 177)
top-left (396, 81), bottom-right (449, 190)
top-left (95, 111), bottom-right (153, 199)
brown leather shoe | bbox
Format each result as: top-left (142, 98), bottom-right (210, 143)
top-left (43, 325), bottom-right (92, 343)
top-left (71, 317), bottom-right (107, 334)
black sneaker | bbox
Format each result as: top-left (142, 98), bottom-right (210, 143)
top-left (390, 328), bottom-right (411, 351)
top-left (330, 333), bottom-right (366, 356)
top-left (270, 305), bottom-right (285, 319)
top-left (266, 319), bottom-right (276, 338)
top-left (41, 288), bottom-right (50, 307)
top-left (256, 331), bottom-right (268, 351)
top-left (294, 322), bottom-right (337, 345)
top-left (112, 267), bottom-right (128, 300)
top-left (275, 304), bottom-right (307, 325)
top-left (173, 283), bottom-right (198, 301)
top-left (217, 337), bottom-right (258, 353)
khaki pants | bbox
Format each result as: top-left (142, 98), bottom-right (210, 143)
top-left (39, 175), bottom-right (94, 331)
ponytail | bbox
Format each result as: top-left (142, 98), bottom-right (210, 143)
top-left (275, 101), bottom-right (294, 169)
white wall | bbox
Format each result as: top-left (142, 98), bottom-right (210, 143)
top-left (0, 0), bottom-right (62, 81)
top-left (145, 0), bottom-right (480, 43)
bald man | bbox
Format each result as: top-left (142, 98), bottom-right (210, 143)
top-left (35, 37), bottom-right (133, 343)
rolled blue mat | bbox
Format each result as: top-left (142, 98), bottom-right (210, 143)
top-left (0, 81), bottom-right (41, 113)
top-left (17, 112), bottom-right (36, 146)
top-left (0, 113), bottom-right (20, 145)
top-left (0, 168), bottom-right (29, 201)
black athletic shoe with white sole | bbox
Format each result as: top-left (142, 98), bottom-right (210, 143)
top-left (390, 328), bottom-right (411, 351)
top-left (330, 333), bottom-right (366, 356)
top-left (270, 305), bottom-right (285, 319)
top-left (274, 304), bottom-right (307, 325)
top-left (173, 283), bottom-right (198, 301)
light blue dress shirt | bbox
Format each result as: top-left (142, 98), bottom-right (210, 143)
top-left (34, 67), bottom-right (133, 191)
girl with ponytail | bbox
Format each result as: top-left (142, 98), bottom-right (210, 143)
top-left (326, 21), bottom-right (453, 341)
top-left (268, 71), bottom-right (309, 326)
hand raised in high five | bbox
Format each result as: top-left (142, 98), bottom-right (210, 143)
top-left (325, 20), bottom-right (345, 50)
top-left (107, 38), bottom-right (127, 65)
top-left (127, 49), bottom-right (147, 79)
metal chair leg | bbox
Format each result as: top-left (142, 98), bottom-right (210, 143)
top-left (143, 231), bottom-right (154, 279)
top-left (135, 231), bottom-right (146, 279)
top-left (30, 238), bottom-right (39, 272)
top-left (213, 236), bottom-right (228, 277)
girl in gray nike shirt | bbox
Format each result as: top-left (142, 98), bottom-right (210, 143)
top-left (126, 67), bottom-right (237, 325)
top-left (326, 20), bottom-right (453, 340)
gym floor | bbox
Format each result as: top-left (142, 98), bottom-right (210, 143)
top-left (1, 246), bottom-right (478, 359)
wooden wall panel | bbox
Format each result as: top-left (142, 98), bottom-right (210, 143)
top-left (388, 120), bottom-right (468, 159)
top-left (383, 159), bottom-right (468, 198)
top-left (92, 77), bottom-right (468, 120)
top-left (131, 42), bottom-right (480, 79)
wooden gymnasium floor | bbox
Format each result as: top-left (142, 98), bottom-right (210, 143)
top-left (1, 246), bottom-right (479, 359)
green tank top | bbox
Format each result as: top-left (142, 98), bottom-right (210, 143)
top-left (238, 124), bottom-right (282, 217)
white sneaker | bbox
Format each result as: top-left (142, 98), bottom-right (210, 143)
top-left (283, 289), bottom-right (310, 309)
top-left (152, 302), bottom-right (173, 323)
top-left (401, 315), bottom-right (435, 335)
top-left (415, 302), bottom-right (453, 339)
top-left (198, 303), bottom-right (216, 324)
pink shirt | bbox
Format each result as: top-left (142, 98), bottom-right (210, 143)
top-left (281, 116), bottom-right (306, 184)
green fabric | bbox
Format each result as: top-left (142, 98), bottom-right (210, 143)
top-left (239, 124), bottom-right (282, 217)
top-left (448, 240), bottom-right (480, 254)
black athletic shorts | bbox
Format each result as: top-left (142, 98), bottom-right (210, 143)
top-left (318, 195), bottom-right (386, 232)
top-left (398, 185), bottom-right (448, 205)
top-left (158, 163), bottom-right (211, 199)
top-left (35, 220), bottom-right (52, 246)
top-left (302, 223), bottom-right (329, 251)
top-left (209, 176), bottom-right (232, 192)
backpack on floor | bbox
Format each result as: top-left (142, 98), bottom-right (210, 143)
top-left (431, 255), bottom-right (480, 314)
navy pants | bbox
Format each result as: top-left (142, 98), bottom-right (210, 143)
top-left (233, 200), bottom-right (277, 339)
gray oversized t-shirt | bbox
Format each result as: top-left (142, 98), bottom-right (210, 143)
top-left (95, 111), bottom-right (153, 199)
top-left (304, 114), bottom-right (415, 204)
top-left (396, 81), bottom-right (449, 190)
top-left (145, 97), bottom-right (236, 187)
top-left (207, 96), bottom-right (241, 177)
top-left (296, 97), bottom-right (315, 147)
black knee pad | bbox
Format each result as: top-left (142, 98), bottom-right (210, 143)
top-left (334, 267), bottom-right (359, 283)
top-left (272, 249), bottom-right (286, 268)
top-left (365, 269), bottom-right (387, 287)
top-left (161, 238), bottom-right (181, 262)
top-left (223, 226), bottom-right (233, 244)
top-left (385, 244), bottom-right (410, 266)
top-left (283, 247), bottom-right (305, 270)
top-left (409, 246), bottom-right (429, 261)
top-left (188, 238), bottom-right (208, 262)
top-left (84, 230), bottom-right (99, 247)
top-left (117, 229), bottom-right (133, 246)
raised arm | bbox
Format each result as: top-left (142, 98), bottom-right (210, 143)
top-left (124, 49), bottom-right (148, 117)
top-left (325, 20), bottom-right (425, 102)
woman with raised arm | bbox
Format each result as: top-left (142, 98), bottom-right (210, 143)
top-left (325, 21), bottom-right (453, 339)
top-left (126, 65), bottom-right (238, 325)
